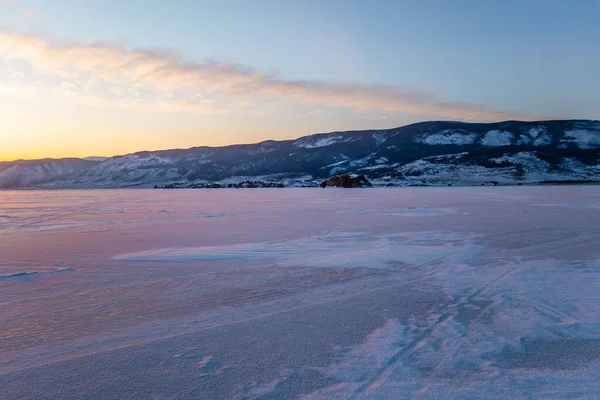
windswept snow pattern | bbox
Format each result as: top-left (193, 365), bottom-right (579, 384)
top-left (1, 188), bottom-right (600, 399)
top-left (114, 231), bottom-right (472, 268)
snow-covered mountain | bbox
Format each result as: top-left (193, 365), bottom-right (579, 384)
top-left (1, 120), bottom-right (599, 189)
top-left (0, 158), bottom-right (100, 189)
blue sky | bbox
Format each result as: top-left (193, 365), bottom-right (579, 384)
top-left (0, 0), bottom-right (599, 159)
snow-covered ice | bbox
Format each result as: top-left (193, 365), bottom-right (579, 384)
top-left (1, 187), bottom-right (600, 399)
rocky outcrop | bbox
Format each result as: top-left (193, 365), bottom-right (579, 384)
top-left (320, 174), bottom-right (372, 188)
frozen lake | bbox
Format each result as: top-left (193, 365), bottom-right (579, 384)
top-left (1, 187), bottom-right (600, 399)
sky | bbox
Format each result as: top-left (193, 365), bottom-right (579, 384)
top-left (0, 0), bottom-right (599, 161)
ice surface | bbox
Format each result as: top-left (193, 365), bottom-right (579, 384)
top-left (1, 187), bottom-right (600, 399)
top-left (114, 231), bottom-right (476, 269)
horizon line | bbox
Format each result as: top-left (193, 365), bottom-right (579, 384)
top-left (1, 117), bottom-right (596, 163)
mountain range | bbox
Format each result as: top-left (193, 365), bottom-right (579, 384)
top-left (1, 120), bottom-right (599, 189)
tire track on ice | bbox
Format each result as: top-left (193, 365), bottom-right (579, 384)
top-left (350, 263), bottom-right (521, 398)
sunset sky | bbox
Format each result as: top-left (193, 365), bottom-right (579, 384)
top-left (1, 0), bottom-right (599, 161)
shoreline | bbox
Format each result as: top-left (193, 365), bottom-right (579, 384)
top-left (2, 180), bottom-right (599, 191)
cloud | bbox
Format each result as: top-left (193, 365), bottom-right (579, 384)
top-left (6, 68), bottom-right (24, 79)
top-left (0, 0), bottom-right (11, 8)
top-left (0, 30), bottom-right (545, 121)
top-left (308, 108), bottom-right (329, 116)
top-left (60, 81), bottom-right (77, 90)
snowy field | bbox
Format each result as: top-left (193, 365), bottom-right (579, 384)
top-left (1, 187), bottom-right (600, 399)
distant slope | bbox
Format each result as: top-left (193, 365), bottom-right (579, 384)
top-left (1, 120), bottom-right (599, 188)
top-left (0, 158), bottom-right (101, 189)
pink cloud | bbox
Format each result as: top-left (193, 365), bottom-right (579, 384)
top-left (0, 30), bottom-right (547, 121)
